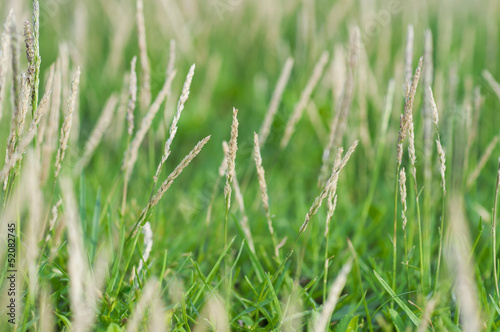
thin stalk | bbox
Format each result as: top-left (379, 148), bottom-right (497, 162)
top-left (323, 234), bottom-right (330, 304)
top-left (414, 189), bottom-right (425, 293)
top-left (434, 194), bottom-right (445, 294)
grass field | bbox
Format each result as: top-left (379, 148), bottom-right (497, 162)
top-left (1, 0), bottom-right (500, 330)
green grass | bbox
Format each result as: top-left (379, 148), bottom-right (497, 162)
top-left (1, 0), bottom-right (500, 331)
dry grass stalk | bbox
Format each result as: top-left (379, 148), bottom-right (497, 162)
top-left (446, 195), bottom-right (482, 331)
top-left (45, 198), bottom-right (62, 241)
top-left (404, 25), bottom-right (414, 96)
top-left (423, 31), bottom-right (434, 194)
top-left (39, 289), bottom-right (55, 332)
top-left (397, 56), bottom-right (423, 166)
top-left (314, 259), bottom-right (352, 332)
top-left (258, 57), bottom-right (294, 146)
top-left (300, 140), bottom-right (358, 235)
top-left (148, 135), bottom-right (211, 209)
top-left (0, 77), bottom-right (51, 184)
top-left (75, 94), bottom-right (118, 172)
top-left (9, 12), bottom-right (20, 117)
top-left (135, 221), bottom-right (153, 280)
top-left (231, 162), bottom-right (255, 254)
top-left (436, 140), bottom-right (447, 194)
top-left (127, 56), bottom-right (137, 136)
top-left (408, 120), bottom-right (417, 181)
top-left (166, 39), bottom-right (176, 78)
top-left (36, 64), bottom-right (56, 150)
top-left (319, 28), bottom-right (359, 187)
top-left (192, 295), bottom-right (229, 332)
top-left (61, 178), bottom-right (106, 332)
top-left (4, 75), bottom-right (29, 186)
top-left (483, 69), bottom-right (500, 101)
top-left (224, 108), bottom-right (239, 208)
top-left (466, 135), bottom-right (499, 189)
top-left (54, 67), bottom-right (81, 181)
top-left (154, 64), bottom-right (195, 183)
top-left (136, 0), bottom-right (151, 112)
top-left (122, 69), bottom-right (176, 182)
top-left (253, 133), bottom-right (274, 237)
top-left (399, 168), bottom-right (408, 230)
top-left (41, 59), bottom-right (62, 183)
top-left (280, 52), bottom-right (328, 149)
top-left (417, 297), bottom-right (439, 332)
top-left (0, 12), bottom-right (13, 121)
top-left (24, 20), bottom-right (35, 90)
top-left (31, 0), bottom-right (41, 111)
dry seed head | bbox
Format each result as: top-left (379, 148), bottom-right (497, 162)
top-left (399, 167), bottom-right (408, 230)
top-left (436, 139), bottom-right (446, 194)
top-left (54, 67), bottom-right (81, 180)
top-left (398, 56), bottom-right (423, 144)
top-left (149, 135), bottom-right (210, 208)
top-left (324, 192), bottom-right (337, 238)
top-left (24, 20), bottom-right (34, 71)
top-left (428, 85), bottom-right (439, 127)
top-left (166, 39), bottom-right (176, 77)
top-left (300, 140), bottom-right (358, 235)
top-left (224, 108), bottom-right (239, 203)
top-left (77, 95), bottom-right (118, 171)
top-left (404, 25), bottom-right (414, 97)
top-left (408, 120), bottom-right (417, 180)
top-left (153, 65), bottom-right (194, 183)
top-left (253, 133), bottom-right (273, 235)
top-left (281, 51), bottom-right (328, 149)
top-left (259, 57), bottom-right (294, 146)
top-left (123, 69), bottom-right (176, 181)
top-left (17, 74), bottom-right (32, 135)
top-left (136, 221), bottom-right (153, 276)
top-left (219, 141), bottom-right (229, 177)
top-left (127, 56), bottom-right (137, 136)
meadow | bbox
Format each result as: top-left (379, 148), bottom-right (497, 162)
top-left (0, 0), bottom-right (500, 330)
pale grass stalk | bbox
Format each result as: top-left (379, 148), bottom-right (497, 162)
top-left (24, 151), bottom-right (43, 302)
top-left (125, 280), bottom-right (159, 332)
top-left (281, 51), bottom-right (328, 149)
top-left (45, 198), bottom-right (62, 241)
top-left (404, 25), bottom-right (414, 96)
top-left (0, 12), bottom-right (12, 121)
top-left (31, 0), bottom-right (41, 112)
top-left (466, 135), bottom-right (499, 189)
top-left (166, 39), bottom-right (176, 78)
top-left (417, 297), bottom-right (438, 332)
top-left (75, 94), bottom-right (118, 172)
top-left (319, 29), bottom-right (359, 186)
top-left (483, 69), bottom-right (500, 101)
top-left (39, 289), bottom-right (55, 332)
top-left (122, 69), bottom-right (176, 183)
top-left (224, 108), bottom-right (239, 246)
top-left (61, 178), bottom-right (107, 332)
top-left (192, 295), bottom-right (229, 332)
top-left (282, 290), bottom-right (303, 332)
top-left (447, 195), bottom-right (482, 331)
top-left (135, 221), bottom-right (153, 281)
top-left (259, 57), bottom-right (294, 146)
top-left (4, 76), bottom-right (30, 189)
top-left (24, 20), bottom-right (35, 93)
top-left (154, 64), bottom-right (195, 183)
top-left (423, 31), bottom-right (434, 227)
top-left (399, 168), bottom-right (408, 231)
top-left (0, 80), bottom-right (50, 183)
top-left (36, 64), bottom-right (56, 150)
top-left (54, 67), bottom-right (81, 181)
top-left (137, 0), bottom-right (151, 112)
top-left (299, 140), bottom-right (358, 236)
top-left (41, 59), bottom-right (62, 183)
top-left (231, 165), bottom-right (255, 254)
top-left (127, 56), bottom-right (137, 136)
top-left (253, 133), bottom-right (278, 257)
top-left (432, 85), bottom-right (448, 292)
top-left (323, 149), bottom-right (342, 302)
top-left (148, 135), bottom-right (211, 209)
top-left (17, 74), bottom-right (32, 135)
top-left (9, 12), bottom-right (20, 117)
top-left (205, 142), bottom-right (228, 226)
top-left (493, 158), bottom-right (500, 300)
top-left (393, 57), bottom-right (423, 301)
top-left (314, 259), bottom-right (352, 332)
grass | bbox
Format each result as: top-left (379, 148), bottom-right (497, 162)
top-left (1, 0), bottom-right (500, 331)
